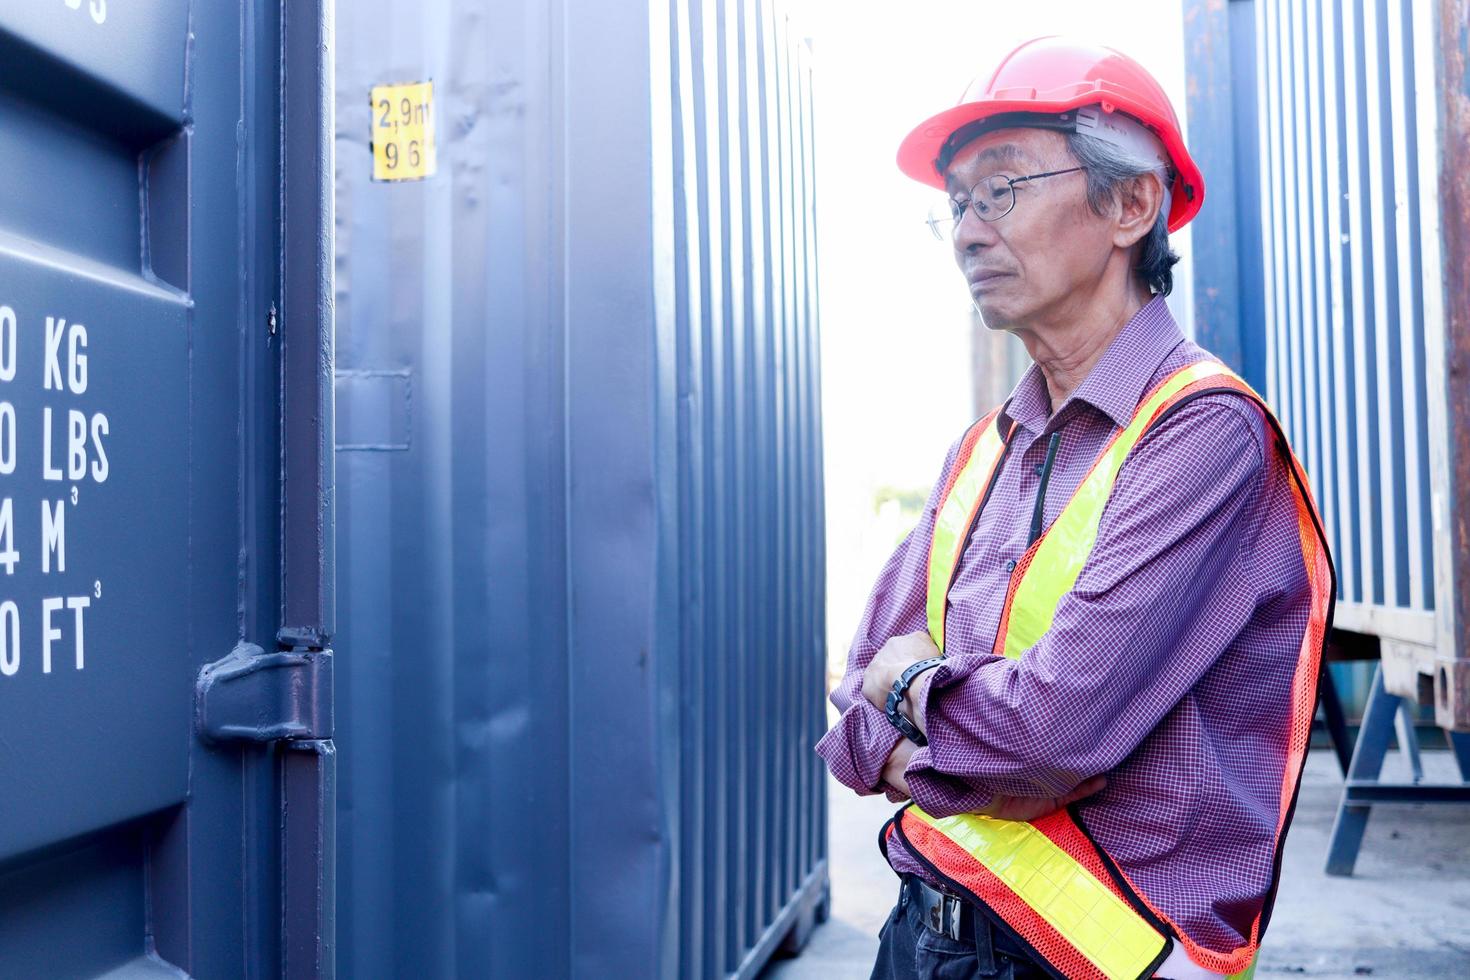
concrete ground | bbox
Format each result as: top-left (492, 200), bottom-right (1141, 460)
top-left (762, 750), bottom-right (1470, 979)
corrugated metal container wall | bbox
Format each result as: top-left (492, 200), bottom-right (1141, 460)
top-left (658, 2), bottom-right (828, 976)
top-left (1253, 0), bottom-right (1446, 643)
top-left (1184, 0), bottom-right (1468, 725)
top-left (332, 0), bottom-right (826, 976)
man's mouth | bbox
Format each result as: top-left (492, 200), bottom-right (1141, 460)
top-left (966, 270), bottom-right (1010, 289)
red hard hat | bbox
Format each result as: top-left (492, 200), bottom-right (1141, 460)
top-left (897, 36), bottom-right (1204, 232)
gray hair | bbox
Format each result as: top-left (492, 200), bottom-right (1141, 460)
top-left (1064, 131), bottom-right (1180, 296)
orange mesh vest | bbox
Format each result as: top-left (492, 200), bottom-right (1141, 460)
top-left (884, 361), bottom-right (1334, 980)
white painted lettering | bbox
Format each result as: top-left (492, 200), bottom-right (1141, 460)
top-left (67, 596), bottom-right (89, 669)
top-left (42, 499), bottom-right (65, 573)
top-left (42, 407), bottom-right (62, 481)
top-left (90, 413), bottom-right (109, 483)
top-left (0, 305), bottom-right (14, 382)
top-left (44, 317), bottom-right (64, 390)
top-left (0, 499), bottom-right (18, 576)
top-left (41, 597), bottom-right (62, 673)
top-left (67, 322), bottom-right (87, 394)
top-left (0, 601), bottom-right (17, 677)
top-left (0, 402), bottom-right (14, 475)
top-left (67, 409), bottom-right (86, 480)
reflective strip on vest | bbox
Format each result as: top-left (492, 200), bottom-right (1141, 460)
top-left (901, 360), bottom-right (1333, 980)
top-left (995, 359), bottom-right (1226, 658)
top-left (905, 807), bottom-right (1169, 980)
top-left (925, 410), bottom-right (1009, 652)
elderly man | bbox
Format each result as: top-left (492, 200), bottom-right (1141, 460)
top-left (816, 38), bottom-right (1332, 980)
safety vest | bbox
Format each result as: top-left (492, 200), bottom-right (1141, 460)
top-left (885, 360), bottom-right (1334, 980)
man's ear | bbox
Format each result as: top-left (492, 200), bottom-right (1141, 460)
top-left (1112, 173), bottom-right (1164, 249)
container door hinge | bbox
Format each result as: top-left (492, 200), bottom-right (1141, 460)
top-left (195, 642), bottom-right (334, 743)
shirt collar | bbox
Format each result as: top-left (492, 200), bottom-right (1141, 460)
top-left (998, 295), bottom-right (1185, 435)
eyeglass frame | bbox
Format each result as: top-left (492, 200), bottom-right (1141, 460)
top-left (927, 166), bottom-right (1086, 239)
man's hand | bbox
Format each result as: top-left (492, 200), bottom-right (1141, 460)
top-left (864, 631), bottom-right (1107, 820)
top-left (882, 741), bottom-right (1106, 817)
top-left (976, 776), bottom-right (1108, 821)
top-left (861, 631), bottom-right (941, 714)
top-left (881, 738), bottom-right (917, 800)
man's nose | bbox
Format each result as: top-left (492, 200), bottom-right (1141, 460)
top-left (951, 205), bottom-right (996, 254)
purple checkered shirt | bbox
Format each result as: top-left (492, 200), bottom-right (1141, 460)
top-left (816, 296), bottom-right (1312, 954)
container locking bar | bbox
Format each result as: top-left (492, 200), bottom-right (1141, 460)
top-left (195, 642), bottom-right (334, 743)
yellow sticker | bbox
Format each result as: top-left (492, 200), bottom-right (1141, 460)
top-left (370, 80), bottom-right (436, 181)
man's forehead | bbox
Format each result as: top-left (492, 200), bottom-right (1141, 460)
top-left (942, 131), bottom-right (1053, 190)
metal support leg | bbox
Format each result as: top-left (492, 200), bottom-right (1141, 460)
top-left (1395, 701), bottom-right (1424, 783)
top-left (1326, 666), bottom-right (1470, 876)
top-left (1449, 731), bottom-right (1470, 782)
top-left (1326, 666), bottom-right (1398, 876)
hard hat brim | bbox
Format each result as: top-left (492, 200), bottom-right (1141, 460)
top-left (897, 95), bottom-right (1205, 233)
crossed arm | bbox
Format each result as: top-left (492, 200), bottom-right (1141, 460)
top-left (815, 398), bottom-right (1271, 819)
top-left (855, 631), bottom-right (1109, 819)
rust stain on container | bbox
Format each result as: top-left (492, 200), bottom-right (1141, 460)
top-left (1441, 0), bottom-right (1470, 728)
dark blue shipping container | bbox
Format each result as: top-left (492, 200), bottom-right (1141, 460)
top-left (1184, 0), bottom-right (1470, 729)
top-left (0, 0), bottom-right (824, 975)
top-left (331, 0), bottom-right (827, 978)
top-left (0, 1), bottom-right (336, 977)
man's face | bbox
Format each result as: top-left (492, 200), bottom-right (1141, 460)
top-left (942, 128), bottom-right (1114, 332)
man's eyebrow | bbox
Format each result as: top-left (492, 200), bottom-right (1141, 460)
top-left (944, 143), bottom-right (1035, 193)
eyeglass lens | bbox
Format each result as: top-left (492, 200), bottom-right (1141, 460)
top-left (926, 175), bottom-right (1016, 239)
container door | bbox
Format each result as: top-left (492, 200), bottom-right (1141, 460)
top-left (0, 2), bottom-right (334, 977)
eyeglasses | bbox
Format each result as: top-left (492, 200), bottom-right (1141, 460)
top-left (925, 167), bottom-right (1086, 240)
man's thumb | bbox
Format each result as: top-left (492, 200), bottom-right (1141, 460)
top-left (1058, 776), bottom-right (1108, 807)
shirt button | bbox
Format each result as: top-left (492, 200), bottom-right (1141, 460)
top-left (1005, 559), bottom-right (1017, 572)
top-left (1033, 463), bottom-right (1044, 476)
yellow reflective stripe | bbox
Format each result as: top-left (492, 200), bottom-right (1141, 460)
top-left (926, 422), bottom-right (1006, 653)
top-left (1001, 361), bottom-right (1238, 658)
top-left (909, 807), bottom-right (1167, 980)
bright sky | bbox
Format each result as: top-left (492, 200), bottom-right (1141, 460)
top-left (791, 1), bottom-right (1195, 667)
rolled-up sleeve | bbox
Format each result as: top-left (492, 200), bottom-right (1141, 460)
top-left (814, 436), bottom-right (963, 795)
top-left (904, 397), bottom-right (1273, 813)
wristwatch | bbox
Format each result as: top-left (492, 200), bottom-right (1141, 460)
top-left (884, 657), bottom-right (944, 746)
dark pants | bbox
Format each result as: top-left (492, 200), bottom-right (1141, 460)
top-left (870, 876), bottom-right (1051, 980)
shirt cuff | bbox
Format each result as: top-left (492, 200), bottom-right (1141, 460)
top-left (908, 665), bottom-right (940, 732)
top-left (814, 698), bottom-right (905, 795)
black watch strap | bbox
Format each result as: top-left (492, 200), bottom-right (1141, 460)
top-left (884, 656), bottom-right (944, 746)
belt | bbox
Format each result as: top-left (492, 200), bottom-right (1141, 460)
top-left (906, 876), bottom-right (973, 942)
